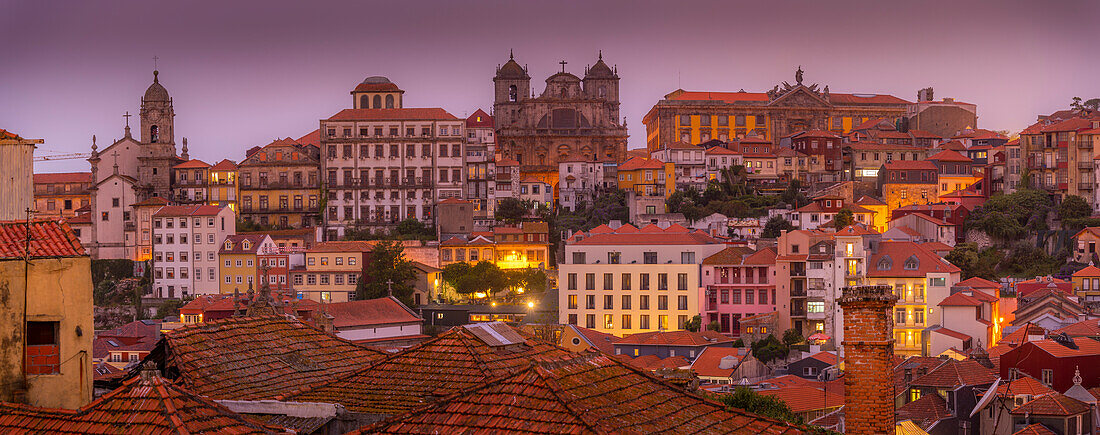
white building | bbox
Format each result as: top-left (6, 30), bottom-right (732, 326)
top-left (559, 223), bottom-right (725, 337)
top-left (704, 146), bottom-right (743, 181)
top-left (151, 205), bottom-right (235, 298)
top-left (318, 77), bottom-right (465, 237)
top-left (559, 157), bottom-right (610, 212)
top-left (90, 171), bottom-right (141, 259)
top-left (651, 141), bottom-right (707, 190)
top-left (519, 176), bottom-right (553, 210)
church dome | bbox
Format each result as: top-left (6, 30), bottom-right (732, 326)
top-left (361, 76), bottom-right (392, 84)
top-left (586, 53), bottom-right (615, 79)
top-left (143, 70), bottom-right (170, 102)
top-left (496, 52), bottom-right (528, 79)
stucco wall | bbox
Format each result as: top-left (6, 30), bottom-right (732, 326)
top-left (0, 256), bottom-right (94, 409)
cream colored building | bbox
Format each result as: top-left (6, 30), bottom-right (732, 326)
top-left (291, 241), bottom-right (372, 302)
top-left (559, 223), bottom-right (724, 337)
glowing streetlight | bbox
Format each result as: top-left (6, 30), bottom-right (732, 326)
top-left (527, 301), bottom-right (535, 309)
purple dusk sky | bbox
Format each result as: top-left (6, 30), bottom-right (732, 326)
top-left (4, 0), bottom-right (1099, 173)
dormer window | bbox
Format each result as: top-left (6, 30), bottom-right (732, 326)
top-left (904, 255), bottom-right (920, 270)
top-left (224, 241), bottom-right (232, 250)
top-left (242, 241), bottom-right (251, 250)
top-left (877, 255), bottom-right (893, 271)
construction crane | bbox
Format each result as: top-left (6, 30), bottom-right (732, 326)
top-left (33, 152), bottom-right (91, 162)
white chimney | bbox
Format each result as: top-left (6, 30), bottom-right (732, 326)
top-left (718, 355), bottom-right (739, 370)
top-left (0, 132), bottom-right (42, 220)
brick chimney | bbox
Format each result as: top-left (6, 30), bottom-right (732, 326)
top-left (839, 285), bottom-right (897, 435)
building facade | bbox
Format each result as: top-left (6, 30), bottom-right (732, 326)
top-left (238, 136), bottom-right (321, 229)
top-left (151, 205), bottom-right (235, 298)
top-left (32, 172), bottom-right (92, 219)
top-left (290, 241), bottom-right (372, 302)
top-left (464, 109), bottom-right (496, 219)
top-left (218, 234), bottom-right (277, 295)
top-left (700, 247), bottom-right (777, 336)
top-left (319, 77), bottom-right (464, 238)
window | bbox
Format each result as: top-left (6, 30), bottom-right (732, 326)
top-left (604, 295), bottom-right (613, 309)
top-left (681, 251), bottom-right (695, 263)
top-left (678, 295), bottom-right (688, 310)
top-left (658, 315), bottom-right (669, 330)
top-left (895, 308), bottom-right (906, 325)
top-left (622, 295), bottom-right (631, 310)
top-left (640, 273), bottom-right (650, 290)
top-left (640, 295), bottom-right (650, 310)
top-left (808, 301), bottom-right (825, 313)
top-left (567, 273), bottom-right (577, 290)
top-left (603, 273), bottom-right (614, 290)
top-left (621, 314), bottom-right (632, 330)
top-left (677, 273), bottom-right (688, 290)
top-left (608, 252), bottom-right (621, 264)
top-left (621, 273), bottom-right (631, 290)
top-left (604, 314), bottom-right (614, 329)
top-left (586, 295), bottom-right (596, 309)
top-left (586, 314), bottom-right (596, 329)
top-left (572, 252), bottom-right (586, 264)
top-left (1041, 369), bottom-right (1054, 386)
top-left (643, 252), bottom-right (657, 264)
top-left (568, 295), bottom-right (577, 309)
top-left (25, 321), bottom-right (59, 374)
top-left (658, 295), bottom-right (668, 310)
top-left (585, 273), bottom-right (595, 290)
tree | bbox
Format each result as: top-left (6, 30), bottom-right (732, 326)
top-left (394, 218), bottom-right (434, 240)
top-left (731, 338), bottom-right (744, 348)
top-left (782, 328), bottom-right (804, 346)
top-left (495, 198), bottom-right (528, 224)
top-left (1072, 96), bottom-right (1084, 111)
top-left (945, 243), bottom-right (999, 280)
top-left (719, 387), bottom-right (803, 425)
top-left (751, 334), bottom-right (789, 364)
top-left (684, 315), bottom-right (702, 332)
top-left (355, 241), bottom-right (417, 305)
top-left (707, 321), bottom-right (721, 332)
top-left (1059, 195), bottom-right (1092, 221)
top-left (761, 216), bottom-right (795, 238)
top-left (833, 209), bottom-right (854, 228)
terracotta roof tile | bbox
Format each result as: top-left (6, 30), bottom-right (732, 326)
top-left (956, 277), bottom-right (1000, 290)
top-left (1013, 423), bottom-right (1059, 435)
top-left (172, 159), bottom-right (211, 169)
top-left (326, 108), bottom-right (458, 121)
top-left (323, 297), bottom-right (421, 329)
top-left (994, 375), bottom-right (1054, 397)
top-left (465, 109), bottom-right (493, 128)
top-left (896, 393), bottom-right (952, 430)
top-left (910, 359), bottom-right (997, 388)
top-left (939, 292), bottom-right (984, 307)
top-left (867, 241), bottom-right (960, 277)
top-left (296, 129), bottom-right (321, 148)
top-left (33, 172), bottom-right (93, 184)
top-left (689, 347), bottom-right (747, 378)
top-left (357, 353), bottom-right (801, 434)
top-left (930, 327), bottom-right (972, 341)
top-left (618, 156), bottom-right (667, 171)
top-left (1028, 337), bottom-right (1100, 358)
top-left (616, 330), bottom-right (733, 347)
top-left (759, 385), bottom-right (844, 414)
top-left (1010, 392), bottom-right (1090, 416)
top-left (927, 150), bottom-right (972, 162)
top-left (0, 371), bottom-right (277, 433)
top-left (0, 219), bottom-right (85, 258)
top-left (209, 159), bottom-right (238, 171)
top-left (306, 240), bottom-right (378, 253)
top-left (152, 205), bottom-right (226, 217)
top-left (1053, 319), bottom-right (1100, 337)
top-left (568, 325), bottom-right (620, 355)
top-left (152, 315), bottom-right (386, 400)
top-left (701, 246), bottom-right (756, 265)
top-left (219, 234), bottom-right (271, 255)
top-left (892, 356), bottom-right (948, 392)
top-left (281, 323), bottom-right (573, 415)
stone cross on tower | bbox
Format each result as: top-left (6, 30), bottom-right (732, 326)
top-left (111, 151), bottom-right (120, 174)
top-left (123, 111), bottom-right (132, 137)
top-left (386, 280), bottom-right (394, 297)
top-left (559, 60), bottom-right (568, 73)
top-left (153, 55), bottom-right (159, 70)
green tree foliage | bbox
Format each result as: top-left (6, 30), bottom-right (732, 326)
top-left (780, 179), bottom-right (808, 209)
top-left (965, 189), bottom-right (1052, 241)
top-left (235, 218), bottom-right (275, 233)
top-left (355, 241), bottom-right (417, 305)
top-left (684, 315), bottom-right (702, 332)
top-left (833, 209), bottom-right (854, 228)
top-left (156, 299), bottom-right (184, 319)
top-left (345, 219), bottom-right (437, 241)
top-left (731, 338), bottom-right (744, 348)
top-left (781, 328), bottom-right (804, 346)
top-left (751, 334), bottom-right (789, 364)
top-left (495, 198), bottom-right (529, 224)
top-left (719, 386), bottom-right (803, 425)
top-left (945, 243), bottom-right (1001, 280)
top-left (761, 216), bottom-right (795, 238)
top-left (1059, 195), bottom-right (1093, 221)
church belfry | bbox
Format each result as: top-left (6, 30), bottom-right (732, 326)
top-left (140, 70), bottom-right (174, 145)
top-left (493, 51), bottom-right (531, 129)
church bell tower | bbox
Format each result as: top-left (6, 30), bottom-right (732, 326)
top-left (137, 70), bottom-right (179, 198)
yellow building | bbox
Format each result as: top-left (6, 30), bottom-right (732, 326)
top-left (172, 159), bottom-right (211, 206)
top-left (208, 159), bottom-right (239, 212)
top-left (856, 196), bottom-right (889, 233)
top-left (218, 234), bottom-right (276, 294)
top-left (0, 220), bottom-right (93, 409)
top-left (440, 221), bottom-right (551, 270)
top-left (238, 135), bottom-right (322, 228)
top-left (1073, 227), bottom-right (1100, 263)
top-left (291, 241), bottom-right (372, 302)
top-left (865, 241), bottom-right (961, 356)
top-left (926, 150), bottom-right (982, 198)
top-left (879, 161), bottom-right (940, 218)
top-left (32, 172), bottom-right (93, 219)
top-left (617, 157), bottom-right (675, 198)
top-left (1072, 264), bottom-right (1100, 304)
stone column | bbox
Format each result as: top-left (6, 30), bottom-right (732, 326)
top-left (838, 285), bottom-right (897, 435)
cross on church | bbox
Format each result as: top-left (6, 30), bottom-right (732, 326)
top-left (559, 60), bottom-right (568, 73)
top-left (123, 111), bottom-right (132, 127)
top-left (153, 55), bottom-right (159, 70)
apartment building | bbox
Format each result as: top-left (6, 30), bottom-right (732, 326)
top-left (787, 129), bottom-right (844, 174)
top-left (151, 205), bottom-right (235, 298)
top-left (238, 136), bottom-right (322, 229)
top-left (171, 159), bottom-right (210, 205)
top-left (559, 157), bottom-right (614, 212)
top-left (864, 241), bottom-right (961, 356)
top-left (791, 195), bottom-right (875, 231)
top-left (1021, 115), bottom-right (1100, 203)
top-left (32, 172), bottom-right (92, 219)
top-left (926, 150), bottom-right (980, 197)
top-left (217, 234), bottom-right (277, 295)
top-left (290, 241), bottom-right (372, 302)
top-left (319, 77), bottom-right (465, 238)
top-left (559, 223), bottom-right (725, 337)
top-left (878, 160), bottom-right (939, 217)
top-left (703, 146), bottom-right (742, 181)
top-left (700, 247), bottom-right (777, 336)
top-left (464, 109), bottom-right (496, 219)
top-left (844, 142), bottom-right (928, 182)
top-left (650, 141), bottom-right (706, 190)
top-left (207, 159), bottom-right (238, 212)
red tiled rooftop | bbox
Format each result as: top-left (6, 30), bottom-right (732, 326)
top-left (957, 277), bottom-right (1000, 290)
top-left (618, 156), bottom-right (667, 171)
top-left (0, 219), bottom-right (85, 259)
top-left (867, 241), bottom-right (961, 277)
top-left (616, 330), bottom-right (733, 347)
top-left (939, 292), bottom-right (984, 307)
top-left (172, 159), bottom-right (211, 169)
top-left (995, 375), bottom-right (1054, 397)
top-left (0, 371), bottom-right (275, 434)
top-left (152, 205), bottom-right (225, 217)
top-left (910, 359), bottom-right (997, 388)
top-left (1010, 392), bottom-right (1090, 416)
top-left (156, 315), bottom-right (386, 401)
top-left (33, 172), bottom-right (93, 184)
top-left (758, 385), bottom-right (844, 414)
top-left (896, 393), bottom-right (952, 430)
top-left (357, 353), bottom-right (801, 434)
top-left (689, 347), bottom-right (747, 378)
top-left (209, 159), bottom-right (238, 171)
top-left (1027, 337), bottom-right (1100, 358)
top-left (568, 325), bottom-right (620, 355)
top-left (323, 297), bottom-right (421, 329)
top-left (465, 108), bottom-right (493, 128)
top-left (927, 149), bottom-right (972, 162)
top-left (1013, 423), bottom-right (1059, 435)
top-left (326, 108), bottom-right (458, 121)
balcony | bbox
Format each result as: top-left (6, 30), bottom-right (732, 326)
top-left (790, 288), bottom-right (807, 298)
top-left (790, 307), bottom-right (806, 318)
top-left (808, 286), bottom-right (827, 298)
top-left (1080, 161), bottom-right (1094, 169)
top-left (807, 310), bottom-right (826, 321)
top-left (1080, 182), bottom-right (1095, 190)
top-left (240, 182), bottom-right (319, 190)
top-left (174, 179), bottom-right (207, 187)
top-left (1080, 140), bottom-right (1092, 149)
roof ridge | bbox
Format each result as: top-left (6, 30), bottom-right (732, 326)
top-left (531, 357), bottom-right (608, 434)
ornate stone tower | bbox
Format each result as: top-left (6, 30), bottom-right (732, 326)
top-left (583, 51), bottom-right (620, 119)
top-left (838, 285), bottom-right (897, 435)
top-left (138, 70), bottom-right (179, 198)
top-left (493, 51), bottom-right (531, 129)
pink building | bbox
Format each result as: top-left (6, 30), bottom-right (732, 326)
top-left (700, 246), bottom-right (778, 336)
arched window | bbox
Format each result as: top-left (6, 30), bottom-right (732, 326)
top-left (385, 95), bottom-right (395, 108)
top-left (508, 85), bottom-right (517, 102)
top-left (359, 95), bottom-right (369, 109)
top-left (150, 125), bottom-right (159, 143)
top-left (598, 86), bottom-right (607, 98)
top-left (372, 95), bottom-right (382, 108)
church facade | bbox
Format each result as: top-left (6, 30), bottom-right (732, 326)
top-left (642, 68), bottom-right (912, 153)
top-left (492, 52), bottom-right (629, 176)
top-left (85, 70), bottom-right (185, 259)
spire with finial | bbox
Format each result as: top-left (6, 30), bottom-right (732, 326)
top-left (509, 48), bottom-right (514, 60)
top-left (598, 49), bottom-right (603, 61)
top-left (123, 111), bottom-right (132, 138)
top-left (1074, 366), bottom-right (1083, 386)
top-left (90, 135), bottom-right (98, 156)
top-left (153, 69), bottom-right (159, 84)
top-left (181, 137), bottom-right (189, 160)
